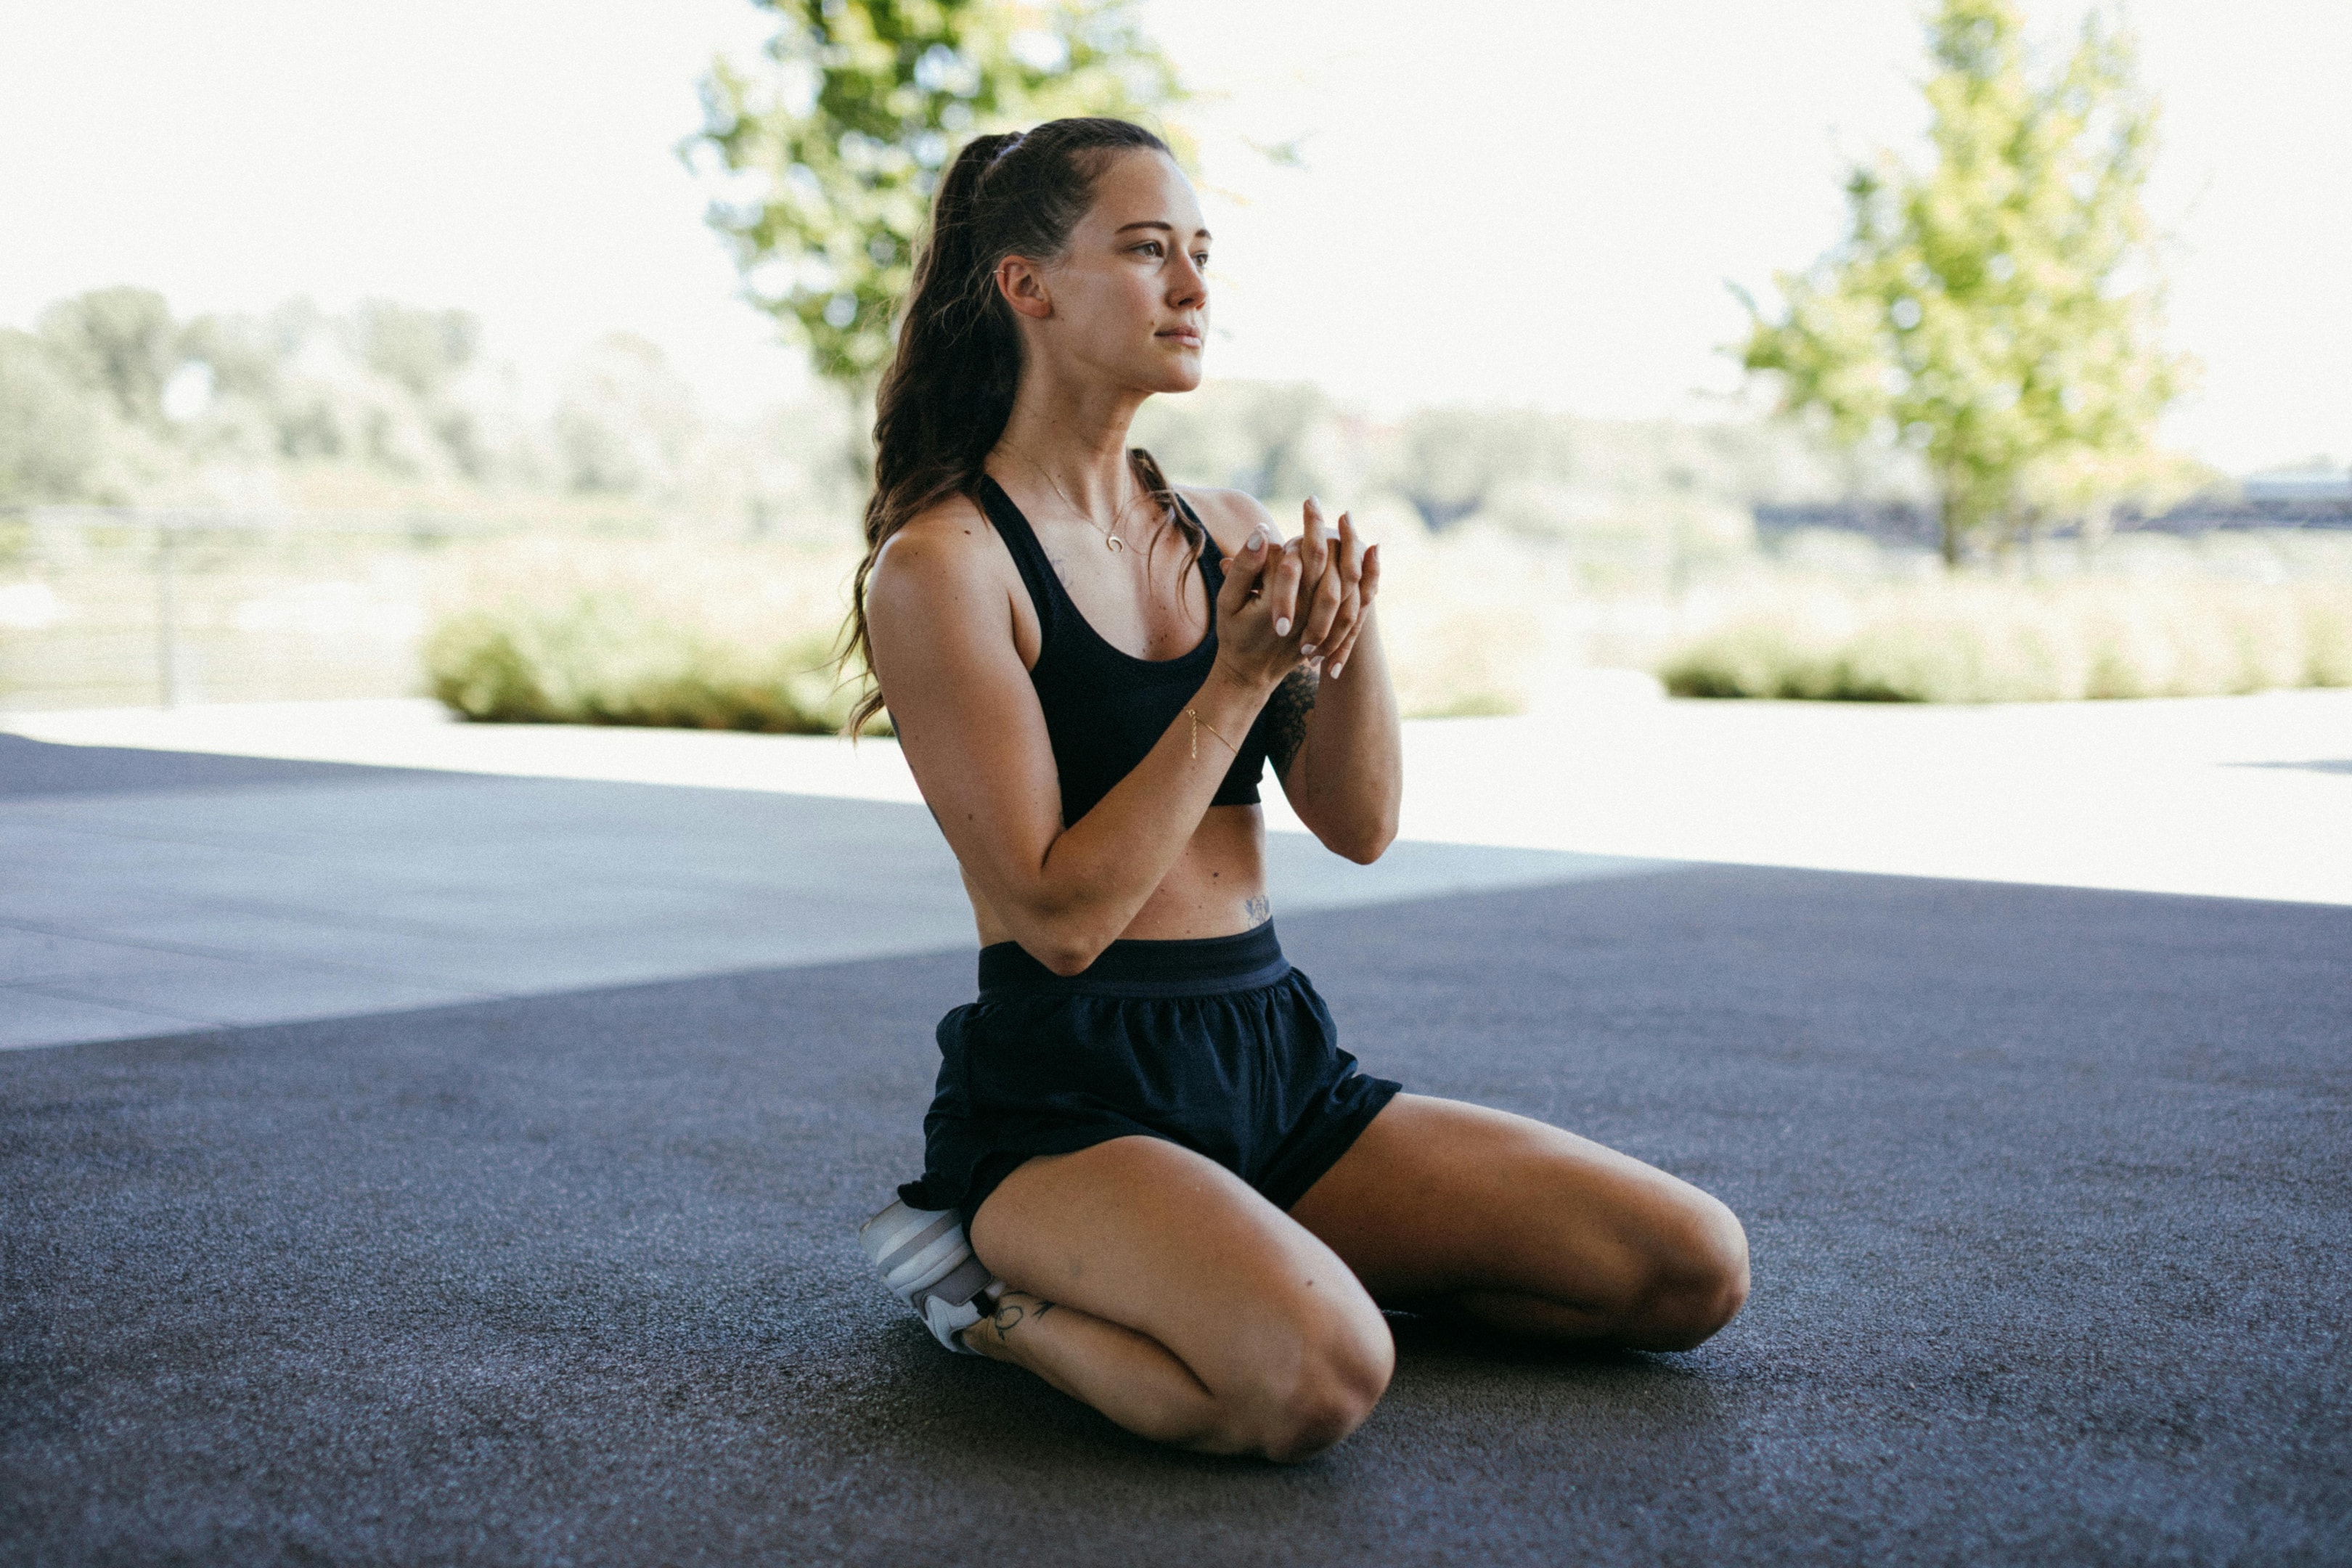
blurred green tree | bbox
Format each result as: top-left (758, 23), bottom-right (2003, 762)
top-left (1132, 382), bottom-right (1337, 505)
top-left (1736, 0), bottom-right (2189, 565)
top-left (354, 301), bottom-right (481, 402)
top-left (38, 286), bottom-right (180, 431)
top-left (1381, 407), bottom-right (1580, 531)
top-left (353, 301), bottom-right (489, 478)
top-left (0, 330), bottom-right (108, 502)
top-left (555, 333), bottom-right (703, 497)
top-left (689, 0), bottom-right (1186, 397)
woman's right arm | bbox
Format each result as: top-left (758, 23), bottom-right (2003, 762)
top-left (866, 506), bottom-right (1301, 975)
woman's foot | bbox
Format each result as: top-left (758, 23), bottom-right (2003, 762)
top-left (857, 1196), bottom-right (1004, 1355)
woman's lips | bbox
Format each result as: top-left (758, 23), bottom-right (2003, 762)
top-left (1157, 329), bottom-right (1202, 347)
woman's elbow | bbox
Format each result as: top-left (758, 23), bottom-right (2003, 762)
top-left (1008, 899), bottom-right (1110, 976)
top-left (1032, 938), bottom-right (1103, 977)
top-left (1320, 801), bottom-right (1400, 865)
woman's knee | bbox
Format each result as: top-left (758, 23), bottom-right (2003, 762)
top-left (1216, 1299), bottom-right (1395, 1462)
top-left (1622, 1191), bottom-right (1749, 1351)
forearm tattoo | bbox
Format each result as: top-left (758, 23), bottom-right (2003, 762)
top-left (1263, 668), bottom-right (1319, 782)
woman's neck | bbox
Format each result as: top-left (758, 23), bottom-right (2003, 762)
top-left (991, 373), bottom-right (1148, 520)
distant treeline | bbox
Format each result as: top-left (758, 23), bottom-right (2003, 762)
top-left (3, 287), bottom-right (2246, 552)
top-left (0, 287), bottom-right (866, 531)
top-left (1135, 384), bottom-right (1942, 547)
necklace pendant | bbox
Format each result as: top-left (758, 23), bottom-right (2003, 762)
top-left (1105, 534), bottom-right (1125, 552)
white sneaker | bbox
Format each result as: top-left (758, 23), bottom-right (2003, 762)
top-left (857, 1196), bottom-right (1003, 1356)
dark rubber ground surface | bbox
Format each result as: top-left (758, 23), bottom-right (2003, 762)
top-left (4, 846), bottom-right (2348, 1562)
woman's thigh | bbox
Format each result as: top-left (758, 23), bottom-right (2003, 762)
top-left (971, 1134), bottom-right (1394, 1401)
top-left (1286, 1094), bottom-right (1749, 1348)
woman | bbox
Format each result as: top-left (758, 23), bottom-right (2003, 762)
top-left (851, 118), bottom-right (1747, 1463)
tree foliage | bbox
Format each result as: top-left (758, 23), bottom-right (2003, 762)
top-left (0, 287), bottom-right (185, 503)
top-left (0, 329), bottom-right (109, 503)
top-left (38, 287), bottom-right (182, 431)
top-left (1739, 0), bottom-right (2189, 564)
top-left (690, 0), bottom-right (1185, 393)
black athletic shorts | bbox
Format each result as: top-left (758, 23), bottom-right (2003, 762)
top-left (898, 922), bottom-right (1402, 1230)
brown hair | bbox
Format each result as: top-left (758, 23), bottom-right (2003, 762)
top-left (838, 118), bottom-right (1204, 735)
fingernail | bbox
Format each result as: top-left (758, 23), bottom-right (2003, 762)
top-left (1331, 662), bottom-right (1345, 678)
top-left (1301, 643), bottom-right (1318, 658)
top-left (1275, 617), bottom-right (1291, 636)
top-left (1246, 535), bottom-right (1262, 552)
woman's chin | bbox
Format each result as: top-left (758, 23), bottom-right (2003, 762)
top-left (1141, 356), bottom-right (1205, 395)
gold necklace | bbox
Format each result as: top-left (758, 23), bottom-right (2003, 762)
top-left (1016, 449), bottom-right (1146, 553)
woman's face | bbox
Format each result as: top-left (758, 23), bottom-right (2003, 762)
top-left (1019, 150), bottom-right (1210, 395)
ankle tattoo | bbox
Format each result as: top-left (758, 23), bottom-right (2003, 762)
top-left (986, 1293), bottom-right (1057, 1339)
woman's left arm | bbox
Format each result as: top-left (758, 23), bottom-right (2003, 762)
top-left (1260, 499), bottom-right (1400, 864)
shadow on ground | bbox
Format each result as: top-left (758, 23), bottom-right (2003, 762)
top-left (0, 732), bottom-right (461, 799)
top-left (3, 865), bottom-right (2347, 1565)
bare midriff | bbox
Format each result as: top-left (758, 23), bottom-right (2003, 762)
top-left (965, 801), bottom-right (1269, 951)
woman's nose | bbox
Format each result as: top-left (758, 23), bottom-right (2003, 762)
top-left (1171, 253), bottom-right (1208, 306)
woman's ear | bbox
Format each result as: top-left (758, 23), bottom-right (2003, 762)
top-left (995, 256), bottom-right (1053, 320)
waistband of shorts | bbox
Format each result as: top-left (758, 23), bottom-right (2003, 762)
top-left (977, 921), bottom-right (1290, 1000)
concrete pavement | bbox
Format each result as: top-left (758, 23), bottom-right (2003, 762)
top-left (0, 731), bottom-right (1654, 1050)
top-left (5, 689), bottom-right (2342, 1050)
top-left (12, 686), bottom-right (2348, 904)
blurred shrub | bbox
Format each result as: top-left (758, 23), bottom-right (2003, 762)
top-left (426, 519), bottom-right (2352, 729)
top-left (423, 510), bottom-right (1550, 730)
top-left (1660, 579), bottom-right (2352, 702)
top-left (425, 597), bottom-right (871, 733)
top-left (424, 536), bottom-right (886, 734)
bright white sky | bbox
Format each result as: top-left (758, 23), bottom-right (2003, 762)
top-left (3, 0), bottom-right (2345, 473)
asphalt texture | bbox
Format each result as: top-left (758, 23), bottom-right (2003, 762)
top-left (4, 752), bottom-right (2349, 1564)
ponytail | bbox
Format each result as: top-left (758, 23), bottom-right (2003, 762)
top-left (838, 118), bottom-right (1202, 736)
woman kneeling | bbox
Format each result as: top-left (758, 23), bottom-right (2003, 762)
top-left (851, 118), bottom-right (1748, 1463)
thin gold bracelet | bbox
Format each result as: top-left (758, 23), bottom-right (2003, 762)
top-left (1184, 706), bottom-right (1237, 760)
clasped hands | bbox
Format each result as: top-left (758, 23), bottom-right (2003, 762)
top-left (1213, 497), bottom-right (1381, 690)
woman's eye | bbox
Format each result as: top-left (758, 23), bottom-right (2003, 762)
top-left (1193, 253), bottom-right (1210, 268)
top-left (1135, 241), bottom-right (1163, 258)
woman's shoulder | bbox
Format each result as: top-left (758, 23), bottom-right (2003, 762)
top-left (1172, 485), bottom-right (1281, 555)
top-left (873, 490), bottom-right (1000, 579)
top-left (869, 490), bottom-right (1016, 618)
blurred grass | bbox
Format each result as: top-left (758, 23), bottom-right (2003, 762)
top-left (1659, 579), bottom-right (2352, 701)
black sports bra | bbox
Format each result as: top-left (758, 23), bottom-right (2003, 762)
top-left (978, 475), bottom-right (1271, 827)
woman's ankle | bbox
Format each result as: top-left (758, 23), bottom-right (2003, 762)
top-left (959, 1289), bottom-right (1058, 1360)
